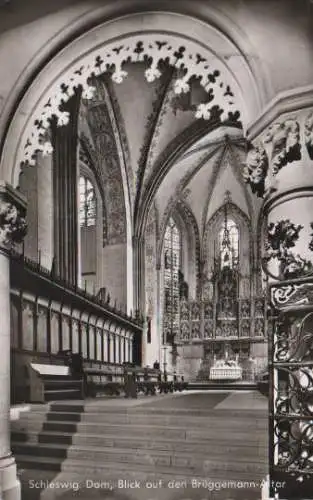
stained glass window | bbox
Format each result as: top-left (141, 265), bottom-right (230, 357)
top-left (163, 218), bottom-right (181, 344)
top-left (79, 176), bottom-right (96, 227)
top-left (219, 218), bottom-right (239, 268)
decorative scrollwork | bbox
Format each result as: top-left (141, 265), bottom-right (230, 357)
top-left (305, 112), bottom-right (313, 160)
top-left (271, 304), bottom-right (313, 488)
top-left (0, 201), bottom-right (27, 249)
top-left (274, 417), bottom-right (313, 470)
top-left (272, 322), bottom-right (313, 476)
top-left (271, 284), bottom-right (313, 308)
top-left (275, 328), bottom-right (313, 366)
top-left (22, 37), bottom-right (239, 166)
top-left (264, 118), bottom-right (301, 175)
top-left (243, 144), bottom-right (268, 197)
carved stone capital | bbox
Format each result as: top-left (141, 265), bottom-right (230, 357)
top-left (246, 100), bottom-right (313, 199)
top-left (0, 181), bottom-right (27, 251)
top-left (243, 144), bottom-right (268, 197)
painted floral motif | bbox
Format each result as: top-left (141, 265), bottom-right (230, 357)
top-left (243, 144), bottom-right (268, 197)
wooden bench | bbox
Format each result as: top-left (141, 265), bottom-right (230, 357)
top-left (84, 368), bottom-right (124, 397)
top-left (136, 368), bottom-right (159, 395)
top-left (158, 373), bottom-right (188, 393)
top-left (28, 363), bottom-right (84, 403)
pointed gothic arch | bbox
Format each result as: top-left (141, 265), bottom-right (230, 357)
top-left (204, 201), bottom-right (253, 298)
top-left (157, 200), bottom-right (200, 294)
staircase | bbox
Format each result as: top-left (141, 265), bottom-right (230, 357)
top-left (11, 394), bottom-right (268, 498)
top-left (39, 375), bottom-right (84, 402)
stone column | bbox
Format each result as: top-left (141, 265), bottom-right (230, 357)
top-left (0, 181), bottom-right (27, 500)
top-left (246, 106), bottom-right (313, 281)
top-left (245, 99), bottom-right (313, 499)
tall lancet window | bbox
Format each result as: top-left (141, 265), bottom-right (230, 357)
top-left (218, 217), bottom-right (239, 269)
top-left (79, 176), bottom-right (96, 227)
top-left (163, 218), bottom-right (181, 344)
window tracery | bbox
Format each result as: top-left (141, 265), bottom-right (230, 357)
top-left (218, 218), bottom-right (239, 269)
top-left (79, 176), bottom-right (96, 227)
top-left (163, 217), bottom-right (181, 344)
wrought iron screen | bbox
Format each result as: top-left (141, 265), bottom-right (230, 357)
top-left (269, 278), bottom-right (313, 499)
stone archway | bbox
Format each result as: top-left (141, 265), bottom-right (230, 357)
top-left (2, 6), bottom-right (313, 499)
top-left (0, 9), bottom-right (263, 318)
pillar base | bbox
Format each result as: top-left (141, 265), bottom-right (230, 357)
top-left (0, 455), bottom-right (21, 500)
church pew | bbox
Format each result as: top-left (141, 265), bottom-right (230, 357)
top-left (84, 368), bottom-right (124, 397)
top-left (135, 368), bottom-right (159, 395)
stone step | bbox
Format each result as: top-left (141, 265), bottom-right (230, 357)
top-left (12, 419), bottom-right (266, 443)
top-left (15, 409), bottom-right (267, 428)
top-left (13, 392), bottom-right (268, 497)
top-left (12, 440), bottom-right (268, 467)
top-left (11, 430), bottom-right (268, 454)
top-left (31, 420), bottom-right (265, 443)
top-left (15, 453), bottom-right (267, 477)
top-left (46, 411), bottom-right (267, 428)
top-left (27, 412), bottom-right (266, 430)
top-left (45, 390), bottom-right (83, 402)
top-left (12, 421), bottom-right (266, 446)
top-left (48, 403), bottom-right (267, 418)
top-left (14, 411), bottom-right (267, 432)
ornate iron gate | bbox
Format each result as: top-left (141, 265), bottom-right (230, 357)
top-left (269, 278), bottom-right (313, 499)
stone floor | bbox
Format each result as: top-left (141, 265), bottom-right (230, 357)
top-left (17, 391), bottom-right (268, 500)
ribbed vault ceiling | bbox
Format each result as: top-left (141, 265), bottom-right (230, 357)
top-left (79, 61), bottom-right (262, 241)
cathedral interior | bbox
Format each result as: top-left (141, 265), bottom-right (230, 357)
top-left (1, 0), bottom-right (313, 499)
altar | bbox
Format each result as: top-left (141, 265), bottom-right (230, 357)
top-left (170, 195), bottom-right (267, 383)
top-left (209, 359), bottom-right (243, 381)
